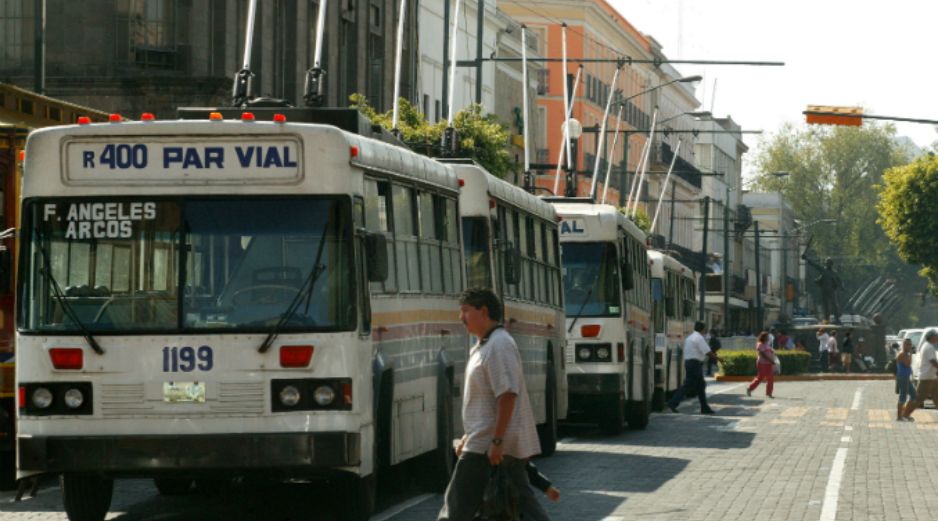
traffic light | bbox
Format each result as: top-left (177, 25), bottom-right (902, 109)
top-left (804, 105), bottom-right (863, 126)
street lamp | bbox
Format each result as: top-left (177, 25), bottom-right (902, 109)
top-left (658, 110), bottom-right (712, 127)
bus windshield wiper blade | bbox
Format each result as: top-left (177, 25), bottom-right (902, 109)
top-left (257, 228), bottom-right (330, 353)
top-left (33, 230), bottom-right (104, 355)
top-left (567, 282), bottom-right (595, 334)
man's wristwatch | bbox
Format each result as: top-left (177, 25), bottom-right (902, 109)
top-left (491, 438), bottom-right (503, 446)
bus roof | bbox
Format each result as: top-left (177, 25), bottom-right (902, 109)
top-left (648, 250), bottom-right (694, 279)
top-left (548, 200), bottom-right (646, 242)
top-left (22, 120), bottom-right (459, 197)
top-left (444, 160), bottom-right (556, 222)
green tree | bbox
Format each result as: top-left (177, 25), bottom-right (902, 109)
top-left (878, 155), bottom-right (938, 293)
top-left (349, 94), bottom-right (517, 179)
top-left (617, 206), bottom-right (651, 234)
top-left (750, 123), bottom-right (920, 319)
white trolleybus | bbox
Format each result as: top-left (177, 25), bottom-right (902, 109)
top-left (648, 250), bottom-right (697, 411)
top-left (15, 108), bottom-right (468, 521)
top-left (444, 159), bottom-right (567, 455)
top-left (548, 200), bottom-right (654, 432)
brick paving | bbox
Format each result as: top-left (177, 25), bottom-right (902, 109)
top-left (2, 379), bottom-right (936, 520)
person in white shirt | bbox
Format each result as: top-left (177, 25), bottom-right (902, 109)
top-left (438, 288), bottom-right (549, 521)
top-left (902, 329), bottom-right (938, 419)
top-left (817, 328), bottom-right (830, 372)
top-left (668, 321), bottom-right (724, 414)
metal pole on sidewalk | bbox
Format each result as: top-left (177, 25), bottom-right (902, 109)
top-left (442, 0), bottom-right (450, 121)
top-left (474, 0), bottom-right (484, 104)
top-left (723, 188), bottom-right (730, 333)
top-left (755, 221), bottom-right (763, 329)
top-left (698, 196), bottom-right (710, 322)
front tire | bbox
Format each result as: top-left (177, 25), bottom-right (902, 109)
top-left (600, 394), bottom-right (625, 434)
top-left (0, 449), bottom-right (14, 491)
top-left (62, 473), bottom-right (113, 521)
top-left (337, 473), bottom-right (376, 521)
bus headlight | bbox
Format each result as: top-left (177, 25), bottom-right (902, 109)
top-left (32, 387), bottom-right (53, 409)
top-left (63, 388), bottom-right (85, 409)
top-left (596, 346), bottom-right (611, 361)
top-left (313, 385), bottom-right (336, 406)
top-left (577, 347), bottom-right (592, 362)
top-left (279, 385), bottom-right (301, 407)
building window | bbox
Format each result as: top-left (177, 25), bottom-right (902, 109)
top-left (338, 1), bottom-right (358, 105)
top-left (366, 1), bottom-right (384, 110)
top-left (0, 0), bottom-right (31, 71)
top-left (129, 0), bottom-right (177, 69)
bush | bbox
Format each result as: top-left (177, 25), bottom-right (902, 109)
top-left (719, 350), bottom-right (813, 376)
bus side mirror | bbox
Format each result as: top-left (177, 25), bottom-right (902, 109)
top-left (365, 234), bottom-right (389, 282)
top-left (504, 244), bottom-right (522, 285)
top-left (621, 262), bottom-right (634, 291)
top-left (0, 249), bottom-right (11, 294)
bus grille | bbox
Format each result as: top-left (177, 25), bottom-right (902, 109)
top-left (100, 382), bottom-right (266, 417)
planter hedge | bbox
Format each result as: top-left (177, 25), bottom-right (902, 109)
top-left (719, 350), bottom-right (813, 377)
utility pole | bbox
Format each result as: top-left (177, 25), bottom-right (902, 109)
top-left (442, 0), bottom-right (451, 121)
top-left (754, 221), bottom-right (762, 329)
top-left (618, 136), bottom-right (629, 207)
top-left (698, 196), bottom-right (710, 322)
top-left (723, 189), bottom-right (730, 333)
top-left (33, 0), bottom-right (45, 94)
top-left (474, 0), bottom-right (484, 104)
top-left (667, 181), bottom-right (676, 248)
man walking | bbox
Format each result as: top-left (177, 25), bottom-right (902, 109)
top-left (903, 329), bottom-right (938, 419)
top-left (668, 321), bottom-right (723, 415)
top-left (817, 328), bottom-right (830, 372)
top-left (438, 288), bottom-right (549, 521)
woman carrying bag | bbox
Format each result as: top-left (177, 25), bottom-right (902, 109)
top-left (747, 331), bottom-right (776, 398)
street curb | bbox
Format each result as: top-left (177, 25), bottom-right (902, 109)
top-left (715, 374), bottom-right (893, 382)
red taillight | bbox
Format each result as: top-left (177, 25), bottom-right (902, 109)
top-left (241, 112), bottom-right (256, 121)
top-left (581, 325), bottom-right (601, 338)
top-left (140, 112), bottom-right (155, 121)
top-left (458, 179), bottom-right (465, 187)
top-left (273, 113), bottom-right (287, 123)
top-left (209, 112), bottom-right (223, 121)
top-left (77, 116), bottom-right (91, 125)
top-left (279, 345), bottom-right (314, 368)
top-left (18, 150), bottom-right (25, 162)
top-left (342, 382), bottom-right (353, 405)
top-left (108, 113), bottom-right (122, 122)
top-left (350, 146), bottom-right (359, 158)
top-left (18, 386), bottom-right (25, 409)
top-left (50, 348), bottom-right (83, 370)
top-left (617, 342), bottom-right (625, 362)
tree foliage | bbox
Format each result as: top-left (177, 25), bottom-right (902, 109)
top-left (349, 94), bottom-right (517, 179)
top-left (750, 123), bottom-right (922, 320)
top-left (617, 206), bottom-right (651, 234)
top-left (878, 155), bottom-right (938, 293)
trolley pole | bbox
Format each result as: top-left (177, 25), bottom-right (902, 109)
top-left (754, 221), bottom-right (763, 329)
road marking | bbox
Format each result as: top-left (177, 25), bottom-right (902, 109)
top-left (868, 409), bottom-right (891, 422)
top-left (869, 423), bottom-right (893, 429)
top-left (709, 383), bottom-right (743, 395)
top-left (850, 388), bottom-right (863, 410)
top-left (600, 517), bottom-right (625, 521)
top-left (770, 419), bottom-right (796, 425)
top-left (910, 411), bottom-right (934, 423)
top-left (370, 493), bottom-right (434, 521)
top-left (844, 425), bottom-right (853, 431)
top-left (825, 408), bottom-right (848, 421)
top-left (840, 436), bottom-right (851, 443)
top-left (819, 448), bottom-right (848, 521)
top-left (781, 407), bottom-right (808, 418)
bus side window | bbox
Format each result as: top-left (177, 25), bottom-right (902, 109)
top-left (392, 184), bottom-right (419, 292)
top-left (418, 192), bottom-right (442, 294)
top-left (445, 198), bottom-right (460, 294)
top-left (365, 178), bottom-right (397, 293)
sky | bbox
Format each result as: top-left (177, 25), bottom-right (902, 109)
top-left (609, 0), bottom-right (938, 176)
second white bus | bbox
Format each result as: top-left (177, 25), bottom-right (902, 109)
top-left (648, 251), bottom-right (697, 410)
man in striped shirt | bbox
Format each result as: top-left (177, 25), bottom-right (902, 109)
top-left (438, 287), bottom-right (549, 521)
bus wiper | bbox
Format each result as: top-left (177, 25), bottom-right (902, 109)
top-left (32, 230), bottom-right (104, 355)
top-left (567, 282), bottom-right (596, 334)
top-left (257, 228), bottom-right (330, 353)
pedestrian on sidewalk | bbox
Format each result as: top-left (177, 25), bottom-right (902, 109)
top-left (902, 330), bottom-right (938, 420)
top-left (817, 328), bottom-right (830, 372)
top-left (896, 338), bottom-right (916, 421)
top-left (668, 321), bottom-right (724, 415)
top-left (706, 328), bottom-right (722, 377)
top-left (827, 330), bottom-right (839, 372)
top-left (840, 331), bottom-right (854, 373)
top-left (439, 288), bottom-right (550, 521)
top-left (747, 331), bottom-right (776, 398)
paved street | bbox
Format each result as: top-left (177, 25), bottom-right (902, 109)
top-left (3, 378), bottom-right (936, 521)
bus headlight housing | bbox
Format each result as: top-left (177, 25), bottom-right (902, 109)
top-left (595, 346), bottom-right (611, 361)
top-left (574, 343), bottom-right (614, 363)
top-left (32, 388), bottom-right (53, 409)
top-left (279, 385), bottom-right (301, 407)
top-left (63, 388), bottom-right (85, 409)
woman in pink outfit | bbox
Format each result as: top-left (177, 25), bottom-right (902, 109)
top-left (747, 331), bottom-right (775, 398)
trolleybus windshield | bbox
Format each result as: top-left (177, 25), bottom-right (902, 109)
top-left (561, 242), bottom-right (621, 317)
top-left (19, 197), bottom-right (354, 334)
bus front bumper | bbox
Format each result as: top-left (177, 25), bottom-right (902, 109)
top-left (18, 432), bottom-right (360, 474)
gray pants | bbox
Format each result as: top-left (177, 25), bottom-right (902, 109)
top-left (438, 452), bottom-right (551, 521)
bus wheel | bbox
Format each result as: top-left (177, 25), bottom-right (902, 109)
top-left (600, 394), bottom-right (625, 434)
top-left (154, 477), bottom-right (193, 496)
top-left (0, 449), bottom-right (15, 491)
top-left (537, 364), bottom-right (558, 457)
top-left (652, 388), bottom-right (665, 412)
top-left (337, 473), bottom-right (376, 521)
top-left (419, 378), bottom-right (455, 492)
top-left (62, 473), bottom-right (113, 521)
top-left (627, 386), bottom-right (651, 430)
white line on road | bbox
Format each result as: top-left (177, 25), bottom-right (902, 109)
top-left (844, 426), bottom-right (853, 431)
top-left (850, 387), bottom-right (863, 410)
top-left (370, 493), bottom-right (434, 521)
top-left (840, 436), bottom-right (851, 443)
top-left (819, 448), bottom-right (848, 521)
top-left (600, 517), bottom-right (624, 521)
top-left (710, 383), bottom-right (744, 395)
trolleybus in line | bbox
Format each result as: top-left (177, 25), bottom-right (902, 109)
top-left (15, 110), bottom-right (467, 521)
top-left (550, 199), bottom-right (654, 432)
top-left (648, 250), bottom-right (697, 411)
top-left (446, 159), bottom-right (567, 455)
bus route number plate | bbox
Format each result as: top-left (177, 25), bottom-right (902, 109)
top-left (163, 382), bottom-right (206, 403)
